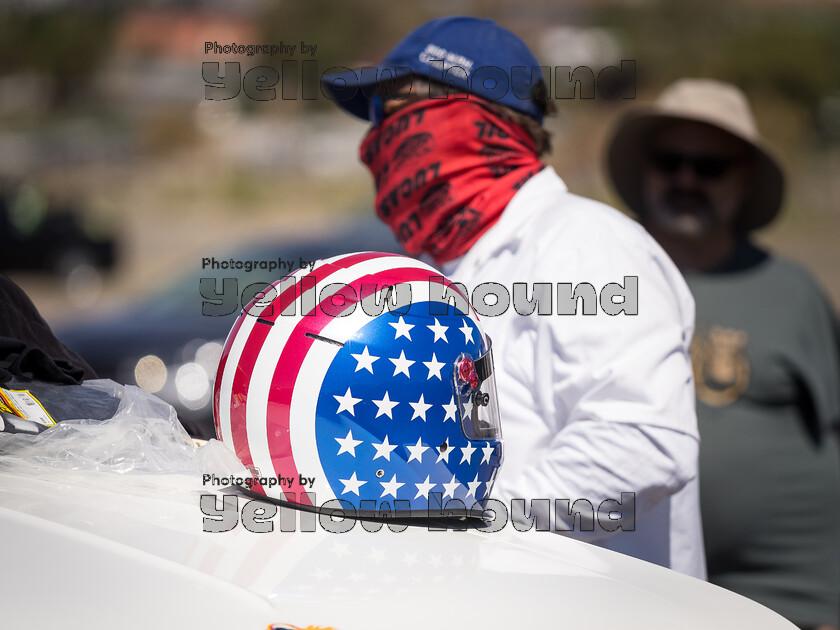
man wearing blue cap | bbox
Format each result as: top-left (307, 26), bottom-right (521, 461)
top-left (322, 17), bottom-right (705, 578)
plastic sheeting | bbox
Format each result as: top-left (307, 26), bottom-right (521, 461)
top-left (0, 379), bottom-right (246, 497)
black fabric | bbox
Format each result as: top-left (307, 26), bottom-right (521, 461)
top-left (0, 273), bottom-right (97, 384)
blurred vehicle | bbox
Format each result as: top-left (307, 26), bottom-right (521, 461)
top-left (0, 181), bottom-right (118, 285)
top-left (56, 216), bottom-right (404, 438)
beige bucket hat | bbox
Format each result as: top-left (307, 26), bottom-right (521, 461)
top-left (606, 78), bottom-right (785, 231)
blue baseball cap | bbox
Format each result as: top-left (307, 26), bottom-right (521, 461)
top-left (320, 16), bottom-right (548, 124)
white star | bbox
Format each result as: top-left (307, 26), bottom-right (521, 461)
top-left (331, 541), bottom-right (351, 558)
top-left (465, 473), bottom-right (483, 500)
top-left (442, 396), bottom-right (457, 422)
top-left (428, 554), bottom-right (442, 568)
top-left (409, 393), bottom-right (432, 421)
top-left (379, 473), bottom-right (404, 498)
top-left (333, 387), bottom-right (361, 416)
top-left (442, 474), bottom-right (461, 499)
top-left (459, 442), bottom-right (477, 465)
top-left (462, 399), bottom-right (474, 420)
top-left (389, 316), bottom-right (414, 340)
top-left (414, 475), bottom-right (437, 499)
top-left (335, 429), bottom-right (363, 456)
top-left (371, 435), bottom-right (398, 461)
top-left (406, 437), bottom-right (429, 463)
top-left (368, 548), bottom-right (386, 563)
top-left (312, 567), bottom-right (332, 580)
top-left (436, 438), bottom-right (452, 463)
top-left (481, 443), bottom-right (495, 464)
top-left (459, 320), bottom-right (474, 343)
top-left (423, 353), bottom-right (445, 380)
top-left (402, 551), bottom-right (419, 567)
top-left (372, 391), bottom-right (399, 419)
top-left (427, 318), bottom-right (449, 343)
top-left (389, 350), bottom-right (414, 378)
top-left (338, 471), bottom-right (366, 495)
top-left (351, 346), bottom-right (379, 373)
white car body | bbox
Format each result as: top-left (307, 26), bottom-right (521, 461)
top-left (0, 468), bottom-right (795, 630)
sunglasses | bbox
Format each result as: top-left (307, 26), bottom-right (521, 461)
top-left (649, 150), bottom-right (736, 179)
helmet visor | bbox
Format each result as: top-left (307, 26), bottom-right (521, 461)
top-left (452, 338), bottom-right (501, 441)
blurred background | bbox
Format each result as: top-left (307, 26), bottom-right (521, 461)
top-left (1, 0), bottom-right (838, 435)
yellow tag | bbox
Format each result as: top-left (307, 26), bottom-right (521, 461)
top-left (0, 388), bottom-right (55, 427)
top-left (0, 397), bottom-right (14, 415)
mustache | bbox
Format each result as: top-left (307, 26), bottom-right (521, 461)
top-left (663, 187), bottom-right (712, 211)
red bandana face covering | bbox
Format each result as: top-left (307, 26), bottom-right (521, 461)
top-left (359, 98), bottom-right (544, 265)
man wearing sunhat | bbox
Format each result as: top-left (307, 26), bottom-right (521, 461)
top-left (607, 78), bottom-right (840, 629)
top-left (322, 17), bottom-right (706, 578)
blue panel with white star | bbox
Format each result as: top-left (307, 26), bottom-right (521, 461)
top-left (315, 301), bottom-right (502, 510)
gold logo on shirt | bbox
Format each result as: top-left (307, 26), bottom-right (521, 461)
top-left (690, 325), bottom-right (750, 406)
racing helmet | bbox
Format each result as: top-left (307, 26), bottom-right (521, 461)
top-left (213, 252), bottom-right (502, 516)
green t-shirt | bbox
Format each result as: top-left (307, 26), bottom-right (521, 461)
top-left (684, 241), bottom-right (840, 628)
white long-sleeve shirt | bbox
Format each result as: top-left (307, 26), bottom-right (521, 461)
top-left (442, 167), bottom-right (706, 578)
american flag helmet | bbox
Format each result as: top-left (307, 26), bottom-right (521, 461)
top-left (213, 252), bottom-right (503, 516)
